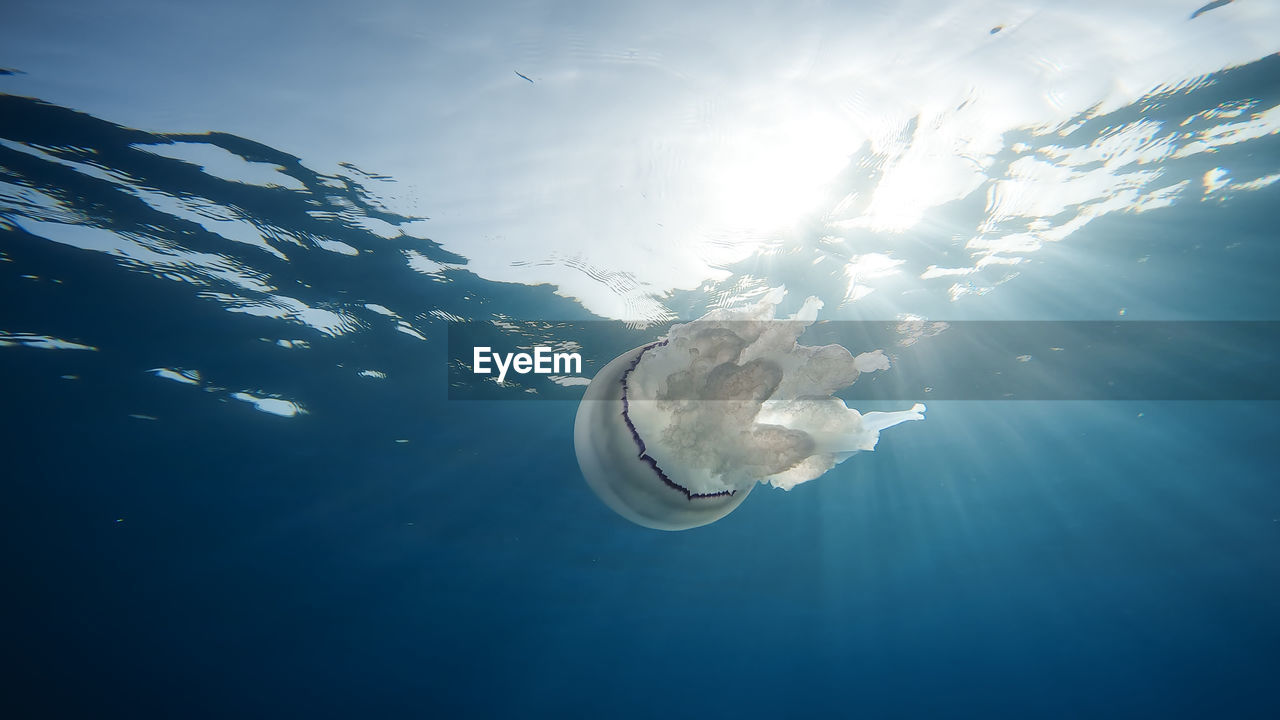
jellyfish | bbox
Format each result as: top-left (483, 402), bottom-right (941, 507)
top-left (574, 289), bottom-right (926, 530)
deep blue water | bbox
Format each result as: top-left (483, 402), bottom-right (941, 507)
top-left (5, 339), bottom-right (1280, 717)
top-left (3, 46), bottom-right (1280, 720)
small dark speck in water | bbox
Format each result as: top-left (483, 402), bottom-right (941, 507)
top-left (1191, 0), bottom-right (1233, 20)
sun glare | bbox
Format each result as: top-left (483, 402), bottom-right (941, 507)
top-left (702, 97), bottom-right (860, 235)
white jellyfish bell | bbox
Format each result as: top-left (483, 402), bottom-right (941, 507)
top-left (574, 289), bottom-right (925, 530)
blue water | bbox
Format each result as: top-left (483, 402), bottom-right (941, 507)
top-left (3, 19), bottom-right (1280, 720)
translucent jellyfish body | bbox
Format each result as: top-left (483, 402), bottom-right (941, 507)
top-left (574, 291), bottom-right (925, 530)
